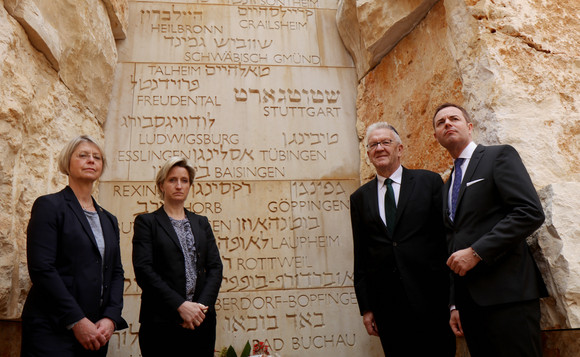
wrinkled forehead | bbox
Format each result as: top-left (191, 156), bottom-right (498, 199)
top-left (368, 127), bottom-right (396, 141)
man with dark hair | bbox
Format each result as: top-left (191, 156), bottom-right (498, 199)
top-left (433, 103), bottom-right (547, 357)
top-left (350, 122), bottom-right (455, 356)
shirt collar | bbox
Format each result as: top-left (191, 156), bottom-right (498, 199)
top-left (377, 165), bottom-right (403, 187)
top-left (458, 141), bottom-right (477, 160)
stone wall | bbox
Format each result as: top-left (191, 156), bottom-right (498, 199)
top-left (337, 0), bottom-right (580, 355)
top-left (101, 0), bottom-right (373, 355)
top-left (0, 0), bottom-right (126, 353)
top-left (1, 0), bottom-right (578, 356)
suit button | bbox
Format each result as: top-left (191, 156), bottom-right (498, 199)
top-left (392, 242), bottom-right (397, 247)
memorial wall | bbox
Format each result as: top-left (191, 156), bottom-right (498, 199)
top-left (3, 0), bottom-right (577, 356)
top-left (99, 0), bottom-right (382, 355)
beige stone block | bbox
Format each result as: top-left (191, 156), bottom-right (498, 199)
top-left (3, 0), bottom-right (62, 71)
top-left (337, 0), bottom-right (439, 79)
top-left (118, 2), bottom-right (351, 67)
top-left (4, 0), bottom-right (119, 124)
top-left (533, 183), bottom-right (580, 329)
top-left (102, 63), bottom-right (359, 182)
top-left (441, 0), bottom-right (580, 188)
top-left (108, 295), bottom-right (141, 355)
top-left (98, 178), bottom-right (383, 356)
top-left (102, 0), bottom-right (129, 40)
top-left (101, 1), bottom-right (369, 354)
top-left (354, 1), bottom-right (458, 183)
top-left (0, 4), bottom-right (104, 319)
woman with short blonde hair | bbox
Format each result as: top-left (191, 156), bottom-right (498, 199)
top-left (133, 157), bottom-right (223, 356)
top-left (155, 156), bottom-right (195, 199)
top-left (57, 135), bottom-right (107, 176)
top-left (22, 135), bottom-right (127, 356)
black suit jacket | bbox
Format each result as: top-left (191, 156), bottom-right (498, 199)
top-left (444, 144), bottom-right (548, 306)
top-left (132, 207), bottom-right (223, 325)
top-left (350, 167), bottom-right (450, 316)
top-left (23, 186), bottom-right (127, 330)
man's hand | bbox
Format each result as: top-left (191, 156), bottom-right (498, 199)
top-left (362, 311), bottom-right (379, 337)
top-left (95, 318), bottom-right (115, 342)
top-left (447, 247), bottom-right (481, 276)
top-left (449, 309), bottom-right (464, 337)
top-left (178, 301), bottom-right (208, 330)
top-left (72, 317), bottom-right (107, 351)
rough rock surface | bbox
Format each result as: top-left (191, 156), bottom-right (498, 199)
top-left (534, 183), bottom-right (580, 329)
top-left (102, 0), bottom-right (128, 39)
top-left (337, 0), bottom-right (439, 79)
top-left (353, 1), bottom-right (461, 182)
top-left (4, 0), bottom-right (120, 123)
top-left (0, 0), bottom-right (125, 324)
top-left (0, 0), bottom-right (578, 355)
top-left (337, 0), bottom-right (579, 354)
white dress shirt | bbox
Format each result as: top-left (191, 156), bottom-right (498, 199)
top-left (376, 165), bottom-right (403, 227)
top-left (447, 141), bottom-right (477, 210)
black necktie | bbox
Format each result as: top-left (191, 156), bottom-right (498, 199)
top-left (384, 178), bottom-right (396, 236)
top-left (451, 158), bottom-right (465, 220)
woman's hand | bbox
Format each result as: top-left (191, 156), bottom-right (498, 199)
top-left (177, 301), bottom-right (208, 329)
top-left (72, 317), bottom-right (107, 350)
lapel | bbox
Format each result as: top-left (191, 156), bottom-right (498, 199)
top-left (443, 171), bottom-right (455, 207)
top-left (456, 144), bottom-right (485, 213)
top-left (365, 177), bottom-right (385, 228)
top-left (364, 176), bottom-right (395, 239)
top-left (186, 210), bottom-right (204, 267)
top-left (154, 207), bottom-right (183, 251)
top-left (63, 186), bottom-right (99, 252)
top-left (95, 202), bottom-right (113, 260)
top-left (442, 145), bottom-right (486, 226)
top-left (394, 167), bottom-right (414, 228)
top-left (443, 170), bottom-right (452, 222)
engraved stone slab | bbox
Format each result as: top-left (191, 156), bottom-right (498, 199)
top-left (101, 0), bottom-right (382, 355)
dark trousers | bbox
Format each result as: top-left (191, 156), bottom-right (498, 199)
top-left (21, 316), bottom-right (109, 357)
top-left (138, 312), bottom-right (216, 357)
top-left (457, 285), bottom-right (542, 357)
top-left (373, 277), bottom-right (456, 357)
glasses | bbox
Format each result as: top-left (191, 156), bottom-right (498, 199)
top-left (76, 152), bottom-right (102, 161)
top-left (367, 140), bottom-right (393, 151)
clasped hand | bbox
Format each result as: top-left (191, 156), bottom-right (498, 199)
top-left (72, 317), bottom-right (115, 351)
top-left (178, 301), bottom-right (208, 330)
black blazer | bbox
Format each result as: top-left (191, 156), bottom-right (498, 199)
top-left (350, 168), bottom-right (450, 315)
top-left (132, 207), bottom-right (223, 325)
top-left (444, 144), bottom-right (548, 306)
top-left (23, 186), bottom-right (127, 330)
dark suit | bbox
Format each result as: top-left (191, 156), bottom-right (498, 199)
top-left (350, 167), bottom-right (455, 356)
top-left (133, 207), bottom-right (223, 356)
top-left (445, 144), bottom-right (547, 356)
top-left (22, 186), bottom-right (127, 357)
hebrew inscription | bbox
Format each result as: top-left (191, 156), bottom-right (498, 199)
top-left (101, 1), bottom-right (381, 356)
